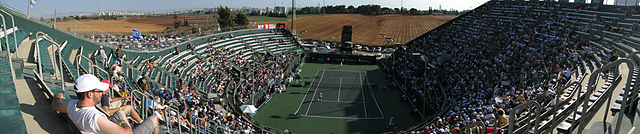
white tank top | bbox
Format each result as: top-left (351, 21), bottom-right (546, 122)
top-left (67, 100), bottom-right (105, 134)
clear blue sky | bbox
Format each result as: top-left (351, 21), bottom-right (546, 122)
top-left (1, 0), bottom-right (492, 17)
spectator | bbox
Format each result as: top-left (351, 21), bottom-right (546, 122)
top-left (99, 80), bottom-right (143, 123)
top-left (100, 46), bottom-right (108, 67)
top-left (50, 74), bottom-right (159, 134)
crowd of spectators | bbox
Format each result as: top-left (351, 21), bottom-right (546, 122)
top-left (383, 1), bottom-right (627, 133)
top-left (64, 25), bottom-right (300, 133)
top-left (92, 33), bottom-right (193, 51)
top-left (97, 28), bottom-right (300, 133)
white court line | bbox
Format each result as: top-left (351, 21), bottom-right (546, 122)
top-left (301, 115), bottom-right (384, 120)
top-left (321, 69), bottom-right (367, 73)
top-left (294, 69), bottom-right (320, 115)
top-left (337, 77), bottom-right (342, 102)
top-left (305, 70), bottom-right (326, 116)
top-left (319, 100), bottom-right (363, 104)
top-left (365, 71), bottom-right (384, 118)
top-left (360, 72), bottom-right (368, 118)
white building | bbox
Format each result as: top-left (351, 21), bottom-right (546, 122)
top-left (615, 0), bottom-right (638, 6)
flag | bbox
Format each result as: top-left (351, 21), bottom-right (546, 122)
top-left (29, 0), bottom-right (36, 8)
top-left (132, 29), bottom-right (144, 41)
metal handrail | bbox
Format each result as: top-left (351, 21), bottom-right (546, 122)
top-left (76, 54), bottom-right (94, 77)
top-left (0, 8), bottom-right (19, 57)
top-left (508, 101), bottom-right (542, 134)
top-left (0, 13), bottom-right (15, 81)
top-left (463, 120), bottom-right (486, 134)
top-left (578, 58), bottom-right (634, 134)
top-left (35, 33), bottom-right (63, 91)
top-left (193, 118), bottom-right (206, 134)
top-left (131, 90), bottom-right (149, 120)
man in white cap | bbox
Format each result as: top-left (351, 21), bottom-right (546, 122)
top-left (51, 74), bottom-right (159, 134)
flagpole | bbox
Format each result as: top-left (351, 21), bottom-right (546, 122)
top-left (26, 0), bottom-right (30, 18)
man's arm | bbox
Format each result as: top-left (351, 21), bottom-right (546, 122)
top-left (96, 116), bottom-right (133, 134)
top-left (108, 96), bottom-right (130, 102)
top-left (101, 105), bottom-right (118, 115)
top-left (51, 93), bottom-right (68, 113)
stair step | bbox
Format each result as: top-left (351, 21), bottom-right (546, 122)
top-left (589, 95), bottom-right (599, 102)
top-left (594, 92), bottom-right (603, 97)
top-left (611, 103), bottom-right (621, 112)
top-left (567, 114), bottom-right (582, 124)
top-left (557, 121), bottom-right (573, 132)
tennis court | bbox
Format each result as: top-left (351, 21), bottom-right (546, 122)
top-left (294, 69), bottom-right (384, 119)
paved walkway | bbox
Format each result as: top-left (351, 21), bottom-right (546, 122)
top-left (16, 63), bottom-right (73, 133)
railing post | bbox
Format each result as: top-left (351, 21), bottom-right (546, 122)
top-left (463, 120), bottom-right (486, 134)
top-left (0, 14), bottom-right (16, 81)
top-left (0, 9), bottom-right (20, 57)
top-left (508, 101), bottom-right (541, 134)
top-left (577, 58), bottom-right (634, 134)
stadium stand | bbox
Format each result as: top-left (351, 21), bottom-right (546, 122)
top-left (385, 1), bottom-right (640, 134)
top-left (0, 56), bottom-right (26, 133)
top-left (4, 0), bottom-right (640, 133)
top-left (0, 2), bottom-right (302, 132)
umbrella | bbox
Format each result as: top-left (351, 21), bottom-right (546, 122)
top-left (241, 105), bottom-right (258, 114)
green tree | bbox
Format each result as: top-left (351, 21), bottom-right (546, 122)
top-left (217, 6), bottom-right (235, 28)
top-left (173, 14), bottom-right (180, 28)
top-left (409, 8), bottom-right (418, 15)
top-left (234, 12), bottom-right (249, 26)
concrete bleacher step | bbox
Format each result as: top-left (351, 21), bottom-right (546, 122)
top-left (557, 121), bottom-right (573, 133)
top-left (611, 103), bottom-right (621, 112)
top-left (566, 114), bottom-right (582, 124)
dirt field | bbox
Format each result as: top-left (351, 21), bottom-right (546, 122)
top-left (53, 14), bottom-right (455, 46)
top-left (280, 14), bottom-right (456, 46)
top-left (121, 14), bottom-right (217, 26)
top-left (52, 20), bottom-right (166, 35)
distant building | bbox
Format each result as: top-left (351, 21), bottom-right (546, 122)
top-left (615, 0), bottom-right (638, 6)
top-left (274, 6), bottom-right (286, 14)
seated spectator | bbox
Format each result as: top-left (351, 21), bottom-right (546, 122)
top-left (137, 76), bottom-right (148, 92)
top-left (99, 80), bottom-right (143, 123)
top-left (50, 74), bottom-right (159, 134)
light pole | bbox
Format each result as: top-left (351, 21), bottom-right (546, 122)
top-left (291, 0), bottom-right (296, 36)
top-left (419, 54), bottom-right (428, 116)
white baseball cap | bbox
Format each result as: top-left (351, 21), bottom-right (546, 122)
top-left (75, 74), bottom-right (110, 93)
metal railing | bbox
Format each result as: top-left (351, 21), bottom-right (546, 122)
top-left (76, 54), bottom-right (94, 77)
top-left (0, 13), bottom-right (15, 81)
top-left (131, 90), bottom-right (150, 120)
top-left (35, 32), bottom-right (63, 91)
top-left (463, 120), bottom-right (486, 134)
top-left (578, 58), bottom-right (634, 134)
top-left (508, 101), bottom-right (542, 134)
top-left (0, 8), bottom-right (19, 57)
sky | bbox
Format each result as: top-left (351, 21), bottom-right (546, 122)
top-left (1, 0), bottom-right (490, 17)
top-left (0, 0), bottom-right (622, 17)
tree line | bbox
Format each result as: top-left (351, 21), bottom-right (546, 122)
top-left (297, 4), bottom-right (462, 15)
top-left (217, 6), bottom-right (249, 28)
top-left (47, 15), bottom-right (118, 22)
